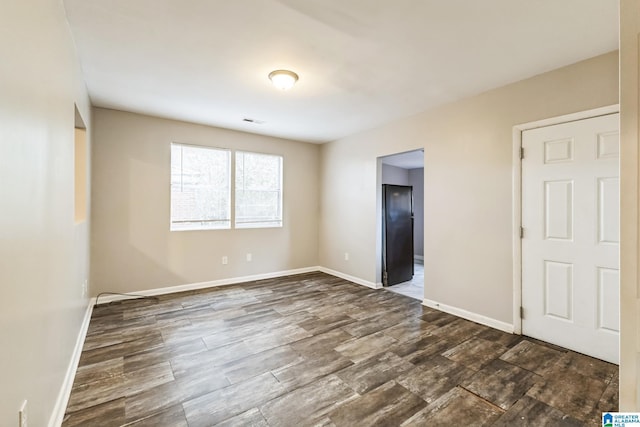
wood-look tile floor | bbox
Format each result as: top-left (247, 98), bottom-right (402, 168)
top-left (62, 272), bottom-right (618, 426)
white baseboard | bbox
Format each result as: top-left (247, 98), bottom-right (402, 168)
top-left (422, 298), bottom-right (514, 334)
top-left (48, 299), bottom-right (94, 427)
top-left (95, 266), bottom-right (322, 305)
top-left (95, 266), bottom-right (384, 306)
top-left (319, 267), bottom-right (382, 290)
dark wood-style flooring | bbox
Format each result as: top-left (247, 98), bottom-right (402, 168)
top-left (62, 272), bottom-right (618, 426)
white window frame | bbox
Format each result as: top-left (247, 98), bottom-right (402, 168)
top-left (234, 151), bottom-right (283, 229)
top-left (170, 142), bottom-right (231, 231)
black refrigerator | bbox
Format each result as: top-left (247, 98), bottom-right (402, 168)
top-left (382, 184), bottom-right (414, 286)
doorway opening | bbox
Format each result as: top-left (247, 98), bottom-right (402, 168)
top-left (376, 149), bottom-right (424, 300)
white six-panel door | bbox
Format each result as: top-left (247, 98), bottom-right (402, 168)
top-left (521, 113), bottom-right (619, 364)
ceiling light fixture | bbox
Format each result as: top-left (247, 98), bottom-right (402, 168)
top-left (268, 69), bottom-right (299, 90)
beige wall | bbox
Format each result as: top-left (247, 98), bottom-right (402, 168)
top-left (0, 0), bottom-right (92, 426)
top-left (91, 108), bottom-right (320, 294)
top-left (619, 0), bottom-right (639, 410)
top-left (319, 51), bottom-right (619, 325)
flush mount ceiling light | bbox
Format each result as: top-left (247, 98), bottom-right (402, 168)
top-left (268, 69), bottom-right (299, 90)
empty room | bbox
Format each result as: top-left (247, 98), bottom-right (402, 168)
top-left (4, 0), bottom-right (640, 426)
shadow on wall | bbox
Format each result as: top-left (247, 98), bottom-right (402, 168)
top-left (91, 157), bottom-right (185, 295)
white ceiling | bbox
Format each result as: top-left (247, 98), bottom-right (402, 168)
top-left (381, 150), bottom-right (424, 170)
top-left (63, 0), bottom-right (618, 144)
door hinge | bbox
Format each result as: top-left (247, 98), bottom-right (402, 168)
top-left (520, 306), bottom-right (524, 319)
top-left (520, 147), bottom-right (525, 160)
top-left (520, 226), bottom-right (524, 239)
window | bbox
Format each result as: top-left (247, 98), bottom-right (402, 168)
top-left (171, 143), bottom-right (230, 230)
top-left (235, 151), bottom-right (283, 228)
top-left (170, 145), bottom-right (283, 231)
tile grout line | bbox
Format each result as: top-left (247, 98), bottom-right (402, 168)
top-left (456, 385), bottom-right (507, 413)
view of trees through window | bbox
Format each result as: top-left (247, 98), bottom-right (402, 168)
top-left (170, 143), bottom-right (283, 231)
top-left (170, 144), bottom-right (231, 230)
top-left (235, 151), bottom-right (283, 228)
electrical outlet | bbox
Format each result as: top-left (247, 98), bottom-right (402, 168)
top-left (246, 253), bottom-right (252, 262)
top-left (344, 252), bottom-right (349, 261)
top-left (19, 400), bottom-right (27, 427)
top-left (222, 256), bottom-right (228, 265)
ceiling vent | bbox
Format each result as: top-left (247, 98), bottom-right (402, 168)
top-left (242, 118), bottom-right (265, 124)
